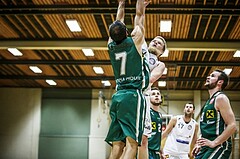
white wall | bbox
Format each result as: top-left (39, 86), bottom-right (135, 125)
top-left (89, 90), bottom-right (111, 159)
top-left (0, 88), bottom-right (41, 159)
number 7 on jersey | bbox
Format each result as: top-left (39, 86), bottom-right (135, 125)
top-left (115, 51), bottom-right (127, 76)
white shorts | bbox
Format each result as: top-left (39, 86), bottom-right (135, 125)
top-left (143, 94), bottom-right (152, 137)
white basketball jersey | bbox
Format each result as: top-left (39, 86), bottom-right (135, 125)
top-left (148, 53), bottom-right (160, 71)
top-left (142, 43), bottom-right (160, 72)
top-left (163, 115), bottom-right (196, 156)
top-left (142, 42), bottom-right (149, 62)
top-left (142, 43), bottom-right (152, 137)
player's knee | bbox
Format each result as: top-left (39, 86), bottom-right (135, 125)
top-left (141, 135), bottom-right (148, 147)
top-left (112, 141), bottom-right (125, 151)
top-left (126, 137), bottom-right (138, 149)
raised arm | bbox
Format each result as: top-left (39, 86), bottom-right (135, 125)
top-left (131, 0), bottom-right (147, 54)
top-left (116, 0), bottom-right (125, 22)
top-left (116, 0), bottom-right (150, 29)
top-left (140, 1), bottom-right (150, 26)
top-left (108, 0), bottom-right (126, 44)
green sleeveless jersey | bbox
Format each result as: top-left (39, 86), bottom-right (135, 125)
top-left (200, 91), bottom-right (226, 141)
top-left (108, 37), bottom-right (149, 90)
top-left (148, 108), bottom-right (162, 151)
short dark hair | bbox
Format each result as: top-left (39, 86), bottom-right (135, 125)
top-left (109, 20), bottom-right (127, 44)
top-left (215, 69), bottom-right (229, 90)
top-left (151, 87), bottom-right (163, 105)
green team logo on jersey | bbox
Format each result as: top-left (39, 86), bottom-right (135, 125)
top-left (206, 110), bottom-right (214, 118)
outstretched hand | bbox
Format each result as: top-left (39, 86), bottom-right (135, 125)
top-left (118, 0), bottom-right (125, 5)
top-left (144, 0), bottom-right (151, 7)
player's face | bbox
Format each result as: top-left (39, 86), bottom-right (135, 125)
top-left (204, 71), bottom-right (221, 89)
top-left (148, 38), bottom-right (164, 56)
top-left (150, 90), bottom-right (162, 106)
top-left (184, 103), bottom-right (194, 115)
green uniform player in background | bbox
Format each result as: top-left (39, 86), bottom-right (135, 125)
top-left (192, 69), bottom-right (236, 159)
top-left (148, 109), bottom-right (162, 159)
top-left (148, 87), bottom-right (164, 159)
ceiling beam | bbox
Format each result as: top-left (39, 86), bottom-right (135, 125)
top-left (0, 4), bottom-right (239, 15)
top-left (2, 4), bottom-right (239, 10)
top-left (1, 60), bottom-right (240, 66)
top-left (0, 40), bottom-right (239, 51)
top-left (0, 75), bottom-right (239, 82)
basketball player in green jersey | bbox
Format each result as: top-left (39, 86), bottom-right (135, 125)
top-left (105, 0), bottom-right (150, 159)
top-left (192, 69), bottom-right (236, 159)
top-left (114, 2), bottom-right (166, 159)
top-left (148, 87), bottom-right (164, 159)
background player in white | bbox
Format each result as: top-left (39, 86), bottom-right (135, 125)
top-left (140, 6), bottom-right (167, 159)
top-left (144, 36), bottom-right (166, 84)
top-left (161, 103), bottom-right (199, 159)
top-left (140, 35), bottom-right (166, 159)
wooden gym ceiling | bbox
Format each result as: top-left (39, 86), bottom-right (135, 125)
top-left (0, 0), bottom-right (239, 90)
